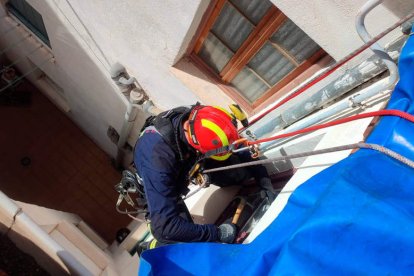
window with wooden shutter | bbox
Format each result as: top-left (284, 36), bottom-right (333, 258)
top-left (191, 0), bottom-right (327, 110)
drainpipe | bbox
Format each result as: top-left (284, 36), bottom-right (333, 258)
top-left (110, 63), bottom-right (163, 168)
top-left (260, 0), bottom-right (399, 152)
top-left (115, 88), bottom-right (145, 168)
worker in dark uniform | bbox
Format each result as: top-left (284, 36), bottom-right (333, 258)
top-left (133, 104), bottom-right (275, 248)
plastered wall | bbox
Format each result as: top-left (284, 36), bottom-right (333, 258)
top-left (1, 0), bottom-right (412, 158)
top-left (271, 0), bottom-right (414, 61)
top-left (0, 0), bottom-right (209, 156)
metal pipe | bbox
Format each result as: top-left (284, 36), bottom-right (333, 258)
top-left (259, 0), bottom-right (399, 152)
top-left (355, 0), bottom-right (399, 88)
top-left (244, 8), bottom-right (414, 131)
top-left (249, 36), bottom-right (403, 140)
top-left (261, 78), bottom-right (391, 152)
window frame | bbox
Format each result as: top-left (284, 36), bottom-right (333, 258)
top-left (6, 0), bottom-right (51, 48)
top-left (190, 0), bottom-right (327, 113)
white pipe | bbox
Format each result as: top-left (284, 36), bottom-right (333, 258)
top-left (261, 0), bottom-right (399, 152)
top-left (115, 89), bottom-right (144, 168)
top-left (355, 0), bottom-right (399, 88)
top-left (0, 191), bottom-right (90, 275)
top-left (140, 99), bottom-right (163, 115)
top-left (109, 62), bottom-right (125, 79)
top-left (262, 77), bottom-right (391, 152)
top-left (118, 76), bottom-right (136, 86)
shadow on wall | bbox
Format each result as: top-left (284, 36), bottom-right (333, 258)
top-left (31, 0), bottom-right (125, 156)
top-left (173, 57), bottom-right (220, 87)
top-left (171, 57), bottom-right (235, 108)
top-left (382, 0), bottom-right (414, 19)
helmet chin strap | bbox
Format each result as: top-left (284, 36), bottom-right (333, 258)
top-left (183, 120), bottom-right (192, 146)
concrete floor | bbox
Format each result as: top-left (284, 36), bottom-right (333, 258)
top-left (0, 79), bottom-right (130, 243)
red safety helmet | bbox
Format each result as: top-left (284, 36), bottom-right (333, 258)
top-left (186, 105), bottom-right (239, 161)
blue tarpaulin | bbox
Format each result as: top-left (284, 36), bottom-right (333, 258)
top-left (139, 29), bottom-right (414, 275)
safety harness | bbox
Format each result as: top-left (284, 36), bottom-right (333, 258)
top-left (140, 105), bottom-right (194, 161)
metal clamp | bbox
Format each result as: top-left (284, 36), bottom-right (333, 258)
top-left (195, 173), bottom-right (210, 188)
top-left (249, 144), bottom-right (260, 159)
top-left (348, 93), bottom-right (367, 109)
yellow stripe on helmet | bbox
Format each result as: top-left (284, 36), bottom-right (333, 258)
top-left (210, 152), bottom-right (232, 161)
top-left (213, 106), bottom-right (233, 119)
top-left (201, 119), bottom-right (232, 161)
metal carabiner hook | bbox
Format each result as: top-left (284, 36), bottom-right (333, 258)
top-left (249, 144), bottom-right (260, 159)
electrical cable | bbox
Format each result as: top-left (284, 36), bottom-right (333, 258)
top-left (0, 45), bottom-right (43, 74)
top-left (248, 110), bottom-right (414, 146)
top-left (201, 110), bottom-right (414, 161)
top-left (128, 213), bottom-right (146, 222)
top-left (116, 204), bottom-right (148, 215)
top-left (51, 0), bottom-right (112, 71)
top-left (0, 56), bottom-right (54, 94)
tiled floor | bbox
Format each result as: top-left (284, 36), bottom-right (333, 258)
top-left (0, 79), bottom-right (130, 243)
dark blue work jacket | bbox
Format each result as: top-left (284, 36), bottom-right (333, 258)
top-left (134, 113), bottom-right (269, 243)
top-left (134, 125), bottom-right (219, 243)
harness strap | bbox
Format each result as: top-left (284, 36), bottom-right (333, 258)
top-left (140, 106), bottom-right (192, 161)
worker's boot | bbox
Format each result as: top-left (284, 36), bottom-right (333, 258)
top-left (137, 239), bottom-right (170, 256)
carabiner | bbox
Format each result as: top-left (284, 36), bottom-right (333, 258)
top-left (249, 144), bottom-right (260, 159)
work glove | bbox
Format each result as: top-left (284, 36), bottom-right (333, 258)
top-left (259, 177), bottom-right (276, 202)
top-left (218, 223), bottom-right (237, 244)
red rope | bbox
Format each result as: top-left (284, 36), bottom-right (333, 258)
top-left (240, 46), bottom-right (377, 133)
top-left (248, 110), bottom-right (414, 146)
top-left (240, 12), bottom-right (414, 133)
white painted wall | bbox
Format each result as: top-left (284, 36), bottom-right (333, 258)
top-left (1, 0), bottom-right (412, 158)
top-left (59, 0), bottom-right (208, 110)
top-left (0, 1), bottom-right (125, 156)
top-left (0, 0), bottom-right (209, 157)
top-left (272, 0), bottom-right (414, 61)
